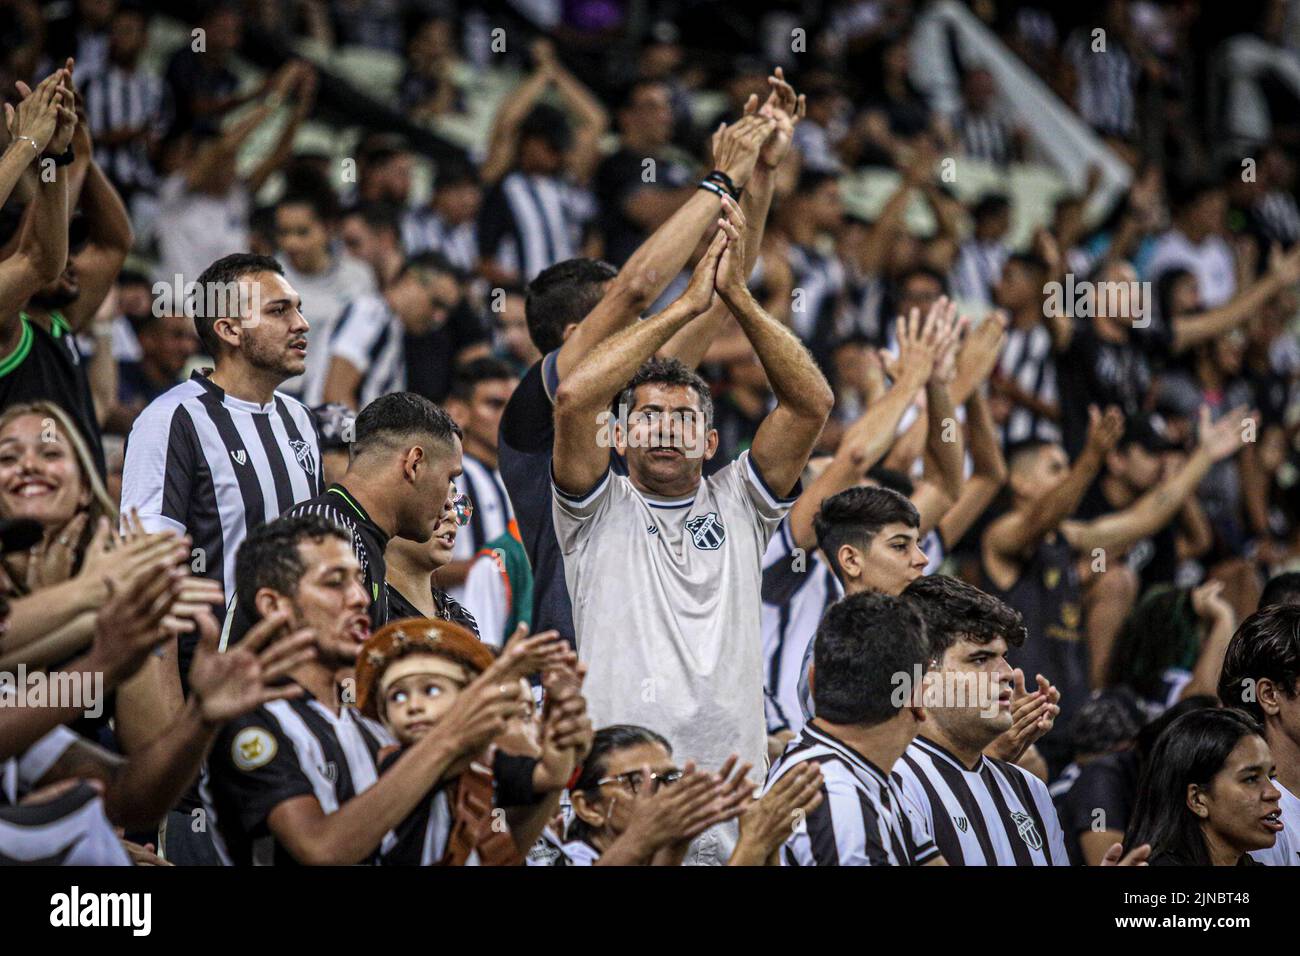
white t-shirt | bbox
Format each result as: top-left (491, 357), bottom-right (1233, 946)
top-left (553, 450), bottom-right (792, 781)
top-left (1145, 229), bottom-right (1237, 309)
top-left (156, 173), bottom-right (251, 284)
top-left (279, 252), bottom-right (377, 404)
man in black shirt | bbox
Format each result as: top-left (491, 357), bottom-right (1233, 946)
top-left (982, 406), bottom-right (1248, 774)
top-left (1076, 414), bottom-right (1194, 596)
top-left (594, 79), bottom-right (696, 266)
top-left (207, 513), bottom-right (512, 865)
top-left (286, 392), bottom-right (463, 629)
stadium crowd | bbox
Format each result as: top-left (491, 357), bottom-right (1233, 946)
top-left (2, 0), bottom-right (1300, 868)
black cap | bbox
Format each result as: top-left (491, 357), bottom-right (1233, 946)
top-left (0, 518), bottom-right (43, 554)
top-left (1120, 413), bottom-right (1180, 453)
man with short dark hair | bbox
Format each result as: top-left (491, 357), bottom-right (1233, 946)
top-left (274, 187), bottom-right (376, 404)
top-left (765, 591), bottom-right (941, 866)
top-left (497, 73), bottom-right (797, 648)
top-left (339, 202), bottom-right (406, 289)
top-left (205, 512), bottom-right (525, 865)
top-left (894, 575), bottom-right (1069, 865)
top-left (981, 405), bottom-right (1248, 771)
top-left (1218, 603), bottom-right (1300, 864)
top-left (321, 252), bottom-right (464, 410)
top-left (285, 391), bottom-right (463, 627)
top-left (441, 357), bottom-right (517, 601)
top-left (594, 79), bottom-right (697, 266)
top-left (551, 195), bottom-right (833, 864)
top-left (121, 252), bottom-right (323, 673)
top-left (1260, 572), bottom-right (1300, 610)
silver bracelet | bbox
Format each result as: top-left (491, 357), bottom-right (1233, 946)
top-left (12, 135), bottom-right (39, 156)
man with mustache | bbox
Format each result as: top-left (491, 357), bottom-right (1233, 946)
top-left (550, 195), bottom-right (833, 865)
top-left (203, 513), bottom-right (523, 865)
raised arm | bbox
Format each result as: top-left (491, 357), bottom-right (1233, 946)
top-left (553, 234), bottom-right (725, 495)
top-left (785, 309), bottom-right (937, 549)
top-left (544, 46), bottom-right (609, 185)
top-left (62, 158), bottom-right (132, 330)
top-left (920, 302), bottom-right (967, 505)
top-left (479, 54), bottom-right (553, 186)
top-left (0, 69), bottom-right (73, 327)
top-left (246, 65), bottom-right (316, 195)
top-left (715, 197), bottom-right (834, 496)
top-left (985, 405), bottom-right (1124, 562)
top-left (661, 70), bottom-right (804, 369)
top-left (553, 114), bottom-right (772, 381)
top-left (1171, 244), bottom-right (1300, 353)
top-left (939, 385), bottom-right (1007, 548)
top-left (1062, 406), bottom-right (1250, 554)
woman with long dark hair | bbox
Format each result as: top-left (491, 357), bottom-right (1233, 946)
top-left (1125, 708), bottom-right (1283, 865)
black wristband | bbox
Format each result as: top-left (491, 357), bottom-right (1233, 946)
top-left (698, 179), bottom-right (729, 199)
top-left (705, 169), bottom-right (742, 199)
top-left (47, 146), bottom-right (74, 167)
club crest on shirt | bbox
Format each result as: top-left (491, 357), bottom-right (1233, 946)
top-left (685, 512), bottom-right (725, 550)
top-left (1011, 810), bottom-right (1043, 851)
top-left (232, 727), bottom-right (277, 772)
top-left (953, 815), bottom-right (968, 833)
top-left (290, 439), bottom-right (317, 477)
top-left (318, 762), bottom-right (338, 783)
top-left (231, 449), bottom-right (247, 466)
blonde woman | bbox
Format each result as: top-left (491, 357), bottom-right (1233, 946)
top-left (0, 401), bottom-right (221, 747)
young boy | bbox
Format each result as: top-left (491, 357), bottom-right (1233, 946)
top-left (355, 619), bottom-right (590, 864)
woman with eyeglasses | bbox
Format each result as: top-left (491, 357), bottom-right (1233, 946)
top-left (530, 724), bottom-right (824, 866)
top-left (1124, 708), bottom-right (1283, 865)
top-left (386, 488), bottom-right (480, 634)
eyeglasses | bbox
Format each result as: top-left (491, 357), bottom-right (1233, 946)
top-left (448, 491), bottom-right (472, 527)
top-left (594, 768), bottom-right (684, 795)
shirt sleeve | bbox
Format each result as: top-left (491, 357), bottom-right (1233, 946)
top-left (16, 725), bottom-right (80, 793)
top-left (761, 517), bottom-right (806, 606)
top-left (893, 772), bottom-right (941, 864)
top-left (551, 465), bottom-right (617, 555)
top-left (722, 450), bottom-right (800, 546)
top-left (328, 300), bottom-right (387, 374)
top-left (210, 713), bottom-right (316, 834)
top-left (119, 399), bottom-right (193, 537)
top-left (499, 352), bottom-right (560, 456)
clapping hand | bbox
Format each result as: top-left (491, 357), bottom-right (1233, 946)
top-left (187, 608), bottom-right (315, 725)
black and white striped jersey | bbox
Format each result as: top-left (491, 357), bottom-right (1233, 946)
top-left (82, 63), bottom-right (167, 192)
top-left (478, 172), bottom-right (595, 282)
top-left (327, 294), bottom-right (407, 408)
top-left (785, 241), bottom-right (848, 369)
top-left (0, 705), bottom-right (128, 865)
top-left (956, 109), bottom-right (1014, 165)
top-left (766, 723), bottom-right (941, 866)
top-left (201, 694), bottom-right (394, 866)
top-left (997, 322), bottom-right (1061, 445)
top-left (893, 735), bottom-right (1069, 866)
top-left (402, 209), bottom-right (479, 273)
top-left (760, 518), bottom-right (841, 734)
top-left (0, 782), bottom-right (129, 865)
top-left (950, 239), bottom-right (1009, 309)
top-left (120, 370), bottom-right (324, 612)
